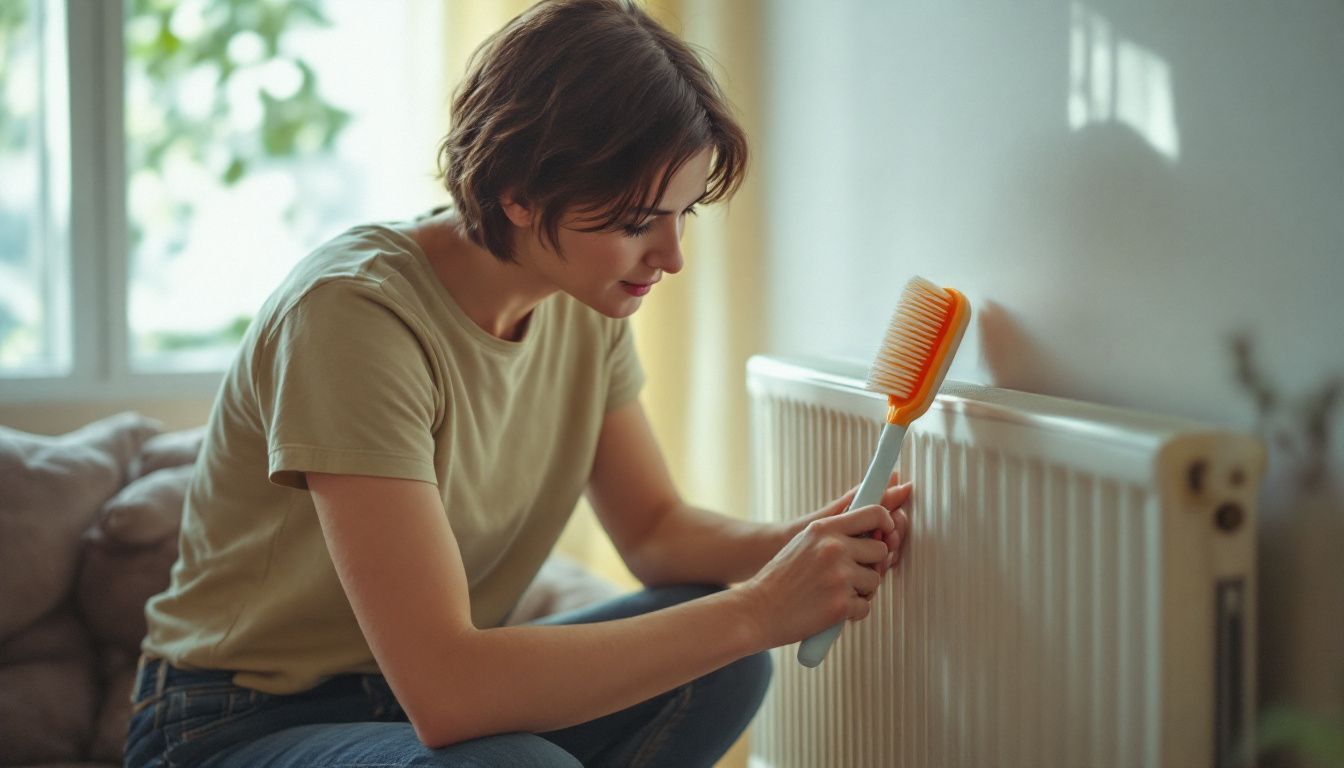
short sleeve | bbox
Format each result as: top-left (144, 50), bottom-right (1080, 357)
top-left (252, 281), bottom-right (441, 489)
top-left (605, 318), bottom-right (645, 412)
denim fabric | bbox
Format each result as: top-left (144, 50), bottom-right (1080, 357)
top-left (124, 584), bottom-right (771, 767)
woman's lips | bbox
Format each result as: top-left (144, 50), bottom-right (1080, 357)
top-left (621, 281), bottom-right (653, 297)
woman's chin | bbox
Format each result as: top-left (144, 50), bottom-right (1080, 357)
top-left (572, 287), bottom-right (644, 318)
top-left (606, 296), bottom-right (643, 318)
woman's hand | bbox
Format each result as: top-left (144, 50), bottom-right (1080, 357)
top-left (742, 474), bottom-right (914, 649)
top-left (787, 472), bottom-right (913, 577)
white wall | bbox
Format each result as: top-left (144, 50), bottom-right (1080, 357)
top-left (764, 0), bottom-right (1343, 719)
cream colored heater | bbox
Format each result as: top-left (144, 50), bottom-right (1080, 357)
top-left (746, 356), bottom-right (1264, 768)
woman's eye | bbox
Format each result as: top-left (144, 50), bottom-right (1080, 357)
top-left (622, 220), bottom-right (654, 237)
top-left (622, 206), bottom-right (698, 238)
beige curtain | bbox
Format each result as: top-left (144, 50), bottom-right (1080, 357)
top-left (435, 1), bottom-right (767, 583)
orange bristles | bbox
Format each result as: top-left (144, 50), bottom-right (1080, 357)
top-left (866, 276), bottom-right (972, 425)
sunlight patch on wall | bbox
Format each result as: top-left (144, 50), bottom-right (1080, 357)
top-left (1069, 3), bottom-right (1180, 160)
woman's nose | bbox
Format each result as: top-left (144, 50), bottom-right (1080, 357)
top-left (645, 222), bottom-right (685, 274)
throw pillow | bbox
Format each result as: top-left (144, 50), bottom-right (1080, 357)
top-left (130, 426), bottom-right (206, 480)
top-left (0, 413), bottom-right (160, 642)
top-left (97, 464), bottom-right (193, 547)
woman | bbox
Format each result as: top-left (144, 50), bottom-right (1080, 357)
top-left (125, 1), bottom-right (913, 765)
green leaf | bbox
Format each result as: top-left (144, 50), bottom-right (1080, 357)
top-left (1258, 705), bottom-right (1344, 767)
top-left (144, 313), bottom-right (254, 352)
top-left (222, 157), bottom-right (246, 185)
top-left (155, 20), bottom-right (180, 57)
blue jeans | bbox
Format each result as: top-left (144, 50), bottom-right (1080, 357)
top-left (124, 584), bottom-right (772, 767)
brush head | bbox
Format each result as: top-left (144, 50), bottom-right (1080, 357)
top-left (866, 276), bottom-right (972, 425)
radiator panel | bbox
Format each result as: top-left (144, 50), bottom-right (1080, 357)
top-left (746, 357), bottom-right (1262, 768)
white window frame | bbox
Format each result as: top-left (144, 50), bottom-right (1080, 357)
top-left (0, 0), bottom-right (225, 403)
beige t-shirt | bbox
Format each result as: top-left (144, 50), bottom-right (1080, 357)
top-left (142, 216), bottom-right (644, 694)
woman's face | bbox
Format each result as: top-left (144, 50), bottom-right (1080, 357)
top-left (522, 147), bottom-right (713, 319)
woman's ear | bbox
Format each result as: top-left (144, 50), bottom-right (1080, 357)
top-left (498, 189), bottom-right (534, 228)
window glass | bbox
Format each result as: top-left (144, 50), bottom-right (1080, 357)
top-left (125, 0), bottom-right (447, 372)
top-left (0, 0), bottom-right (68, 377)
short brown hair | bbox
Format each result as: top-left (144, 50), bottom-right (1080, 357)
top-left (437, 0), bottom-right (748, 262)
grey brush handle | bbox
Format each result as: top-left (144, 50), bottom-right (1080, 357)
top-left (797, 421), bottom-right (907, 668)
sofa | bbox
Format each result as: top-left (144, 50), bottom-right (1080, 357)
top-left (0, 413), bottom-right (618, 767)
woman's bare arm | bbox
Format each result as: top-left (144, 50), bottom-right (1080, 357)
top-left (308, 471), bottom-right (893, 748)
top-left (587, 400), bottom-right (911, 587)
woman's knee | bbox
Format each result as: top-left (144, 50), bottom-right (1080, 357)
top-left (697, 648), bottom-right (773, 725)
top-left (727, 649), bottom-right (774, 706)
top-left (639, 650), bottom-right (771, 764)
top-left (652, 584), bottom-right (773, 715)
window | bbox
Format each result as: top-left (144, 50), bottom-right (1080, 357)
top-left (0, 0), bottom-right (69, 377)
top-left (0, 0), bottom-right (449, 399)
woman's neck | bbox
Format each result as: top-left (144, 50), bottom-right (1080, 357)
top-left (410, 209), bottom-right (555, 341)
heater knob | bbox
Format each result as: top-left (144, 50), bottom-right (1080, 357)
top-left (1214, 502), bottom-right (1245, 533)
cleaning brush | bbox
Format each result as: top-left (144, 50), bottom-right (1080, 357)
top-left (797, 275), bottom-right (972, 668)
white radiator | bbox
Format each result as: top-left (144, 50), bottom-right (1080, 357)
top-left (746, 356), bottom-right (1264, 768)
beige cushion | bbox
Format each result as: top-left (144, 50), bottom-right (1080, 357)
top-left (77, 460), bottom-right (196, 653)
top-left (86, 647), bottom-right (137, 764)
top-left (77, 528), bottom-right (178, 654)
top-left (0, 607), bottom-right (98, 766)
top-left (130, 426), bottom-right (205, 481)
top-left (0, 413), bottom-right (159, 642)
top-left (97, 464), bottom-right (193, 547)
